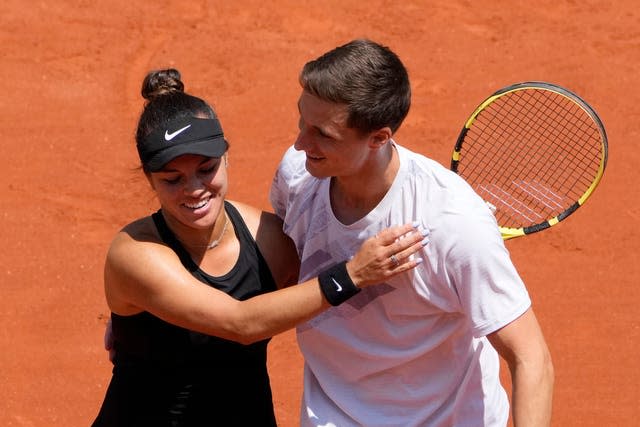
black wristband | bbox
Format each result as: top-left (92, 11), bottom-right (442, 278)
top-left (318, 261), bottom-right (361, 306)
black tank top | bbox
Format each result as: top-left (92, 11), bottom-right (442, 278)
top-left (92, 202), bottom-right (278, 427)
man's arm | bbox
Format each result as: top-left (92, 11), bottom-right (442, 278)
top-left (487, 308), bottom-right (554, 427)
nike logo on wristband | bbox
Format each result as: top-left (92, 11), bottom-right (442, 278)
top-left (164, 124), bottom-right (192, 141)
top-left (330, 276), bottom-right (343, 292)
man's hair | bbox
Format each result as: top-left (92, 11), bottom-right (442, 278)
top-left (299, 39), bottom-right (411, 134)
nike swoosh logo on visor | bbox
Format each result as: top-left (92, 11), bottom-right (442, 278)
top-left (330, 276), bottom-right (343, 292)
top-left (164, 124), bottom-right (192, 141)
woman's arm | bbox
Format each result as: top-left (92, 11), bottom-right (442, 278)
top-left (232, 201), bottom-right (300, 289)
top-left (105, 222), bottom-right (424, 345)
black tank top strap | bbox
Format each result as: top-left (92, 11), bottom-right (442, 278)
top-left (151, 210), bottom-right (199, 273)
top-left (223, 201), bottom-right (253, 247)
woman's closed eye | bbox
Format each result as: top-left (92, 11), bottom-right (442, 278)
top-left (162, 175), bottom-right (182, 185)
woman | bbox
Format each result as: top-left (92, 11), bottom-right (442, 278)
top-left (92, 69), bottom-right (425, 426)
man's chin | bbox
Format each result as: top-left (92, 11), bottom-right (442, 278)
top-left (304, 160), bottom-right (328, 178)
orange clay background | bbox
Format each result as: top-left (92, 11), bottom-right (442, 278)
top-left (1, 1), bottom-right (639, 426)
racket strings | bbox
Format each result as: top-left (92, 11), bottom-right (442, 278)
top-left (458, 87), bottom-right (604, 228)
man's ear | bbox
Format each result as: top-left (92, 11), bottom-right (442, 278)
top-left (369, 127), bottom-right (393, 149)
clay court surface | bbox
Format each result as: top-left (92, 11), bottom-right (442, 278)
top-left (1, 1), bottom-right (639, 425)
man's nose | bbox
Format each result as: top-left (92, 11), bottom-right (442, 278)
top-left (294, 126), bottom-right (311, 151)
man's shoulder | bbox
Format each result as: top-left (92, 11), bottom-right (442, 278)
top-left (278, 146), bottom-right (307, 177)
top-left (394, 145), bottom-right (502, 244)
top-left (396, 144), bottom-right (453, 177)
top-left (271, 146), bottom-right (322, 218)
top-left (395, 144), bottom-right (474, 202)
top-left (276, 147), bottom-right (321, 192)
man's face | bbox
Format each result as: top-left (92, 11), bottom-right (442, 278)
top-left (294, 90), bottom-right (373, 179)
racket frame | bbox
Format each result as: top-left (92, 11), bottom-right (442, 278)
top-left (450, 81), bottom-right (608, 240)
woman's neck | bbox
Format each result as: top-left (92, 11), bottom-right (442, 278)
top-left (161, 205), bottom-right (230, 252)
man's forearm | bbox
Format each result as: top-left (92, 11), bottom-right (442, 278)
top-left (510, 357), bottom-right (554, 427)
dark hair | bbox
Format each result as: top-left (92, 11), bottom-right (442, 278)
top-left (299, 39), bottom-right (411, 134)
top-left (136, 69), bottom-right (217, 164)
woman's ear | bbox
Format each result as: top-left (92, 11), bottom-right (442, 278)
top-left (145, 172), bottom-right (155, 190)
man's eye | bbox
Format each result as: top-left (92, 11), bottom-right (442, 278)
top-left (316, 129), bottom-right (335, 140)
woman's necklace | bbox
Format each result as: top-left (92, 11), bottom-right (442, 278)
top-left (207, 211), bottom-right (229, 249)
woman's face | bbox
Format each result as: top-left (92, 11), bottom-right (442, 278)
top-left (148, 153), bottom-right (228, 230)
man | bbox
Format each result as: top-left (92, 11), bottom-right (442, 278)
top-left (270, 39), bottom-right (554, 426)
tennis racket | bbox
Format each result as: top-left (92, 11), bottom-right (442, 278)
top-left (450, 81), bottom-right (608, 240)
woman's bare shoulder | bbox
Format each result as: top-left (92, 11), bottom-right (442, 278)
top-left (119, 216), bottom-right (159, 241)
top-left (105, 215), bottom-right (185, 314)
top-left (107, 216), bottom-right (167, 262)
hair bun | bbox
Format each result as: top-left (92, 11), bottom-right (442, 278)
top-left (141, 69), bottom-right (185, 101)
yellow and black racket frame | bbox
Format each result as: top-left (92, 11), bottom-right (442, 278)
top-left (450, 81), bottom-right (608, 240)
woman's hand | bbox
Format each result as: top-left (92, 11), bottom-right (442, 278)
top-left (347, 223), bottom-right (429, 288)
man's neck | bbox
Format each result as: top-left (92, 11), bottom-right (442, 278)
top-left (329, 144), bottom-right (399, 225)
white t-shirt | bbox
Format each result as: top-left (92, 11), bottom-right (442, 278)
top-left (270, 143), bottom-right (531, 427)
